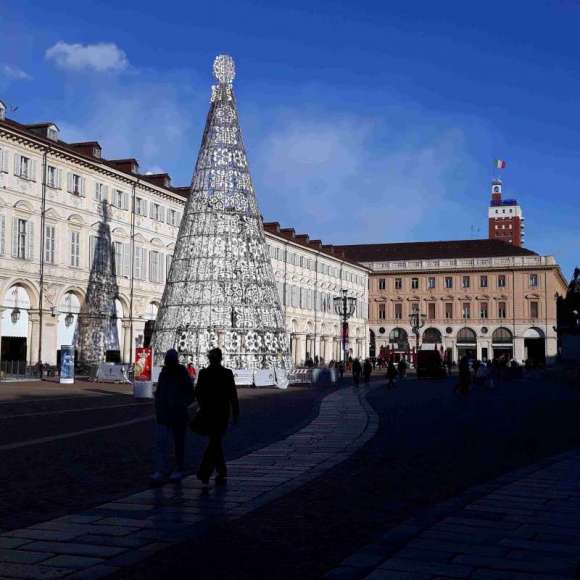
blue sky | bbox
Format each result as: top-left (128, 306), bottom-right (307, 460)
top-left (1, 0), bottom-right (579, 278)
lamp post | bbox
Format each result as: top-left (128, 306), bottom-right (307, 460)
top-left (409, 308), bottom-right (427, 364)
top-left (334, 289), bottom-right (356, 364)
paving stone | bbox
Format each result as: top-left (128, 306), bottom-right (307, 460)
top-left (0, 548), bottom-right (53, 564)
top-left (65, 564), bottom-right (120, 580)
top-left (452, 554), bottom-right (574, 574)
top-left (377, 558), bottom-right (473, 578)
top-left (394, 548), bottom-right (453, 563)
top-left (24, 541), bottom-right (126, 558)
top-left (0, 537), bottom-right (31, 549)
top-left (340, 552), bottom-right (386, 568)
top-left (500, 537), bottom-right (580, 555)
top-left (472, 571), bottom-right (571, 580)
top-left (322, 565), bottom-right (363, 579)
top-left (42, 554), bottom-right (105, 569)
top-left (5, 528), bottom-right (85, 542)
top-left (0, 562), bottom-right (72, 579)
top-left (75, 535), bottom-right (151, 549)
top-left (408, 539), bottom-right (507, 558)
top-left (364, 572), bottom-right (431, 580)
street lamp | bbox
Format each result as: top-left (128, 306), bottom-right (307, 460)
top-left (334, 289), bottom-right (356, 364)
top-left (409, 308), bottom-right (427, 356)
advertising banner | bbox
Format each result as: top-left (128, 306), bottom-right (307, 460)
top-left (134, 347), bottom-right (153, 381)
top-left (59, 345), bottom-right (75, 384)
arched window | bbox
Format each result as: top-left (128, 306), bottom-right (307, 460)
top-left (389, 327), bottom-right (409, 349)
top-left (457, 327), bottom-right (476, 344)
top-left (492, 327), bottom-right (513, 344)
top-left (423, 327), bottom-right (442, 344)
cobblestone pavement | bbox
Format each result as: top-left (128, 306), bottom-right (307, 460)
top-left (0, 380), bottom-right (333, 532)
top-left (0, 383), bottom-right (376, 579)
top-left (328, 449), bottom-right (580, 579)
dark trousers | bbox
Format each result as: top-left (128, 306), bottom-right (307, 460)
top-left (198, 432), bottom-right (226, 479)
top-left (154, 420), bottom-right (187, 473)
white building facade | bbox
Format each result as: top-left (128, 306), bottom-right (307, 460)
top-left (0, 107), bottom-right (369, 371)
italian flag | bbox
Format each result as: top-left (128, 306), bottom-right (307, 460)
top-left (495, 159), bottom-right (507, 169)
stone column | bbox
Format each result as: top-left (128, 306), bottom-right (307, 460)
top-left (121, 320), bottom-right (131, 364)
top-left (513, 336), bottom-right (525, 363)
top-left (28, 310), bottom-right (40, 366)
top-left (297, 334), bottom-right (306, 366)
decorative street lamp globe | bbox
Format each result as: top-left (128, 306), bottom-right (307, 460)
top-left (10, 307), bottom-right (20, 324)
top-left (333, 289), bottom-right (357, 364)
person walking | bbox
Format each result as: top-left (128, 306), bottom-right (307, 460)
top-left (352, 358), bottom-right (362, 387)
top-left (363, 358), bottom-right (372, 385)
top-left (195, 348), bottom-right (240, 487)
top-left (151, 349), bottom-right (194, 485)
top-left (397, 358), bottom-right (407, 380)
top-left (456, 355), bottom-right (471, 396)
top-left (386, 361), bottom-right (398, 389)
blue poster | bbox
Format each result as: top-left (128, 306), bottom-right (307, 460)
top-left (60, 345), bottom-right (75, 384)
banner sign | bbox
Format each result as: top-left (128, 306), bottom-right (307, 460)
top-left (59, 345), bottom-right (75, 384)
top-left (254, 369), bottom-right (275, 387)
top-left (134, 347), bottom-right (153, 381)
top-left (233, 368), bottom-right (253, 386)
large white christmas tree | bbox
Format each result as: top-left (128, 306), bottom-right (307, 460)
top-left (152, 55), bottom-right (291, 372)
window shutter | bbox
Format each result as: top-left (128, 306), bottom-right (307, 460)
top-left (1, 149), bottom-right (7, 173)
top-left (176, 212), bottom-right (182, 226)
top-left (67, 173), bottom-right (73, 193)
top-left (11, 217), bottom-right (18, 257)
top-left (102, 185), bottom-right (109, 201)
top-left (0, 149), bottom-right (3, 173)
top-left (56, 168), bottom-right (62, 189)
top-left (142, 199), bottom-right (148, 216)
top-left (165, 254), bottom-right (172, 281)
top-left (122, 243), bottom-right (130, 277)
top-left (25, 220), bottom-right (33, 260)
top-left (159, 206), bottom-right (165, 223)
top-left (80, 177), bottom-right (86, 196)
top-left (142, 249), bottom-right (148, 280)
top-left (149, 204), bottom-right (155, 219)
top-left (148, 252), bottom-right (154, 282)
top-left (0, 215), bottom-right (5, 255)
top-left (30, 159), bottom-right (37, 181)
top-left (13, 154), bottom-right (19, 176)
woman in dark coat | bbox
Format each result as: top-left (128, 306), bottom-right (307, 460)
top-left (195, 348), bottom-right (240, 486)
top-left (151, 349), bottom-right (194, 484)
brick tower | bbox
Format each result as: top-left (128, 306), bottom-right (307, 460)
top-left (488, 179), bottom-right (525, 247)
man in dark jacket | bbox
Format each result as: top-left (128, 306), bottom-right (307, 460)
top-left (195, 348), bottom-right (240, 486)
top-left (151, 349), bottom-right (194, 484)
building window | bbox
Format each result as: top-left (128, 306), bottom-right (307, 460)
top-left (394, 278), bottom-right (402, 290)
top-left (427, 276), bottom-right (436, 289)
top-left (15, 155), bottom-right (35, 180)
top-left (135, 197), bottom-right (148, 216)
top-left (428, 302), bottom-right (436, 320)
top-left (12, 217), bottom-right (32, 260)
top-left (498, 301), bottom-right (507, 318)
top-left (70, 231), bottom-right (80, 267)
top-left (378, 303), bottom-right (386, 320)
top-left (445, 302), bottom-right (453, 319)
top-left (165, 254), bottom-right (172, 281)
top-left (462, 303), bottom-right (471, 319)
top-left (150, 203), bottom-right (165, 222)
top-left (394, 303), bottom-right (403, 319)
top-left (47, 165), bottom-right (61, 189)
top-left (445, 276), bottom-right (453, 289)
top-left (44, 225), bottom-right (56, 264)
top-left (149, 250), bottom-right (162, 283)
top-left (67, 173), bottom-right (85, 196)
top-left (113, 189), bottom-right (129, 210)
top-left (530, 301), bottom-right (539, 319)
top-left (411, 302), bottom-right (419, 314)
top-left (529, 274), bottom-right (539, 288)
top-left (134, 246), bottom-right (146, 280)
top-left (167, 208), bottom-right (179, 226)
top-left (480, 302), bottom-right (488, 319)
top-left (113, 241), bottom-right (124, 276)
top-left (94, 183), bottom-right (108, 202)
top-left (462, 276), bottom-right (470, 289)
top-left (498, 275), bottom-right (506, 288)
top-left (378, 278), bottom-right (386, 290)
top-left (480, 275), bottom-right (488, 288)
top-left (411, 277), bottom-right (419, 290)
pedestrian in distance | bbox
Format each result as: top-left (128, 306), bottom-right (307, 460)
top-left (386, 361), bottom-right (398, 389)
top-left (195, 348), bottom-right (240, 487)
top-left (456, 355), bottom-right (471, 396)
top-left (150, 348), bottom-right (194, 485)
top-left (352, 358), bottom-right (362, 387)
top-left (186, 362), bottom-right (197, 383)
top-left (363, 358), bottom-right (372, 385)
top-left (397, 358), bottom-right (407, 380)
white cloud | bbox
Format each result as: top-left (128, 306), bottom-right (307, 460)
top-left (251, 110), bottom-right (477, 245)
top-left (1, 64), bottom-right (31, 80)
top-left (45, 41), bottom-right (129, 73)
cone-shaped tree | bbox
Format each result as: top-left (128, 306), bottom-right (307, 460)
top-left (152, 55), bottom-right (291, 371)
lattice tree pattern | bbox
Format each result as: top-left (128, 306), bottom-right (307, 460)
top-left (75, 203), bottom-right (120, 365)
top-left (152, 55), bottom-right (291, 370)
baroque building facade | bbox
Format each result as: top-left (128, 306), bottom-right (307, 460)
top-left (0, 103), bottom-right (368, 370)
top-left (338, 240), bottom-right (567, 365)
